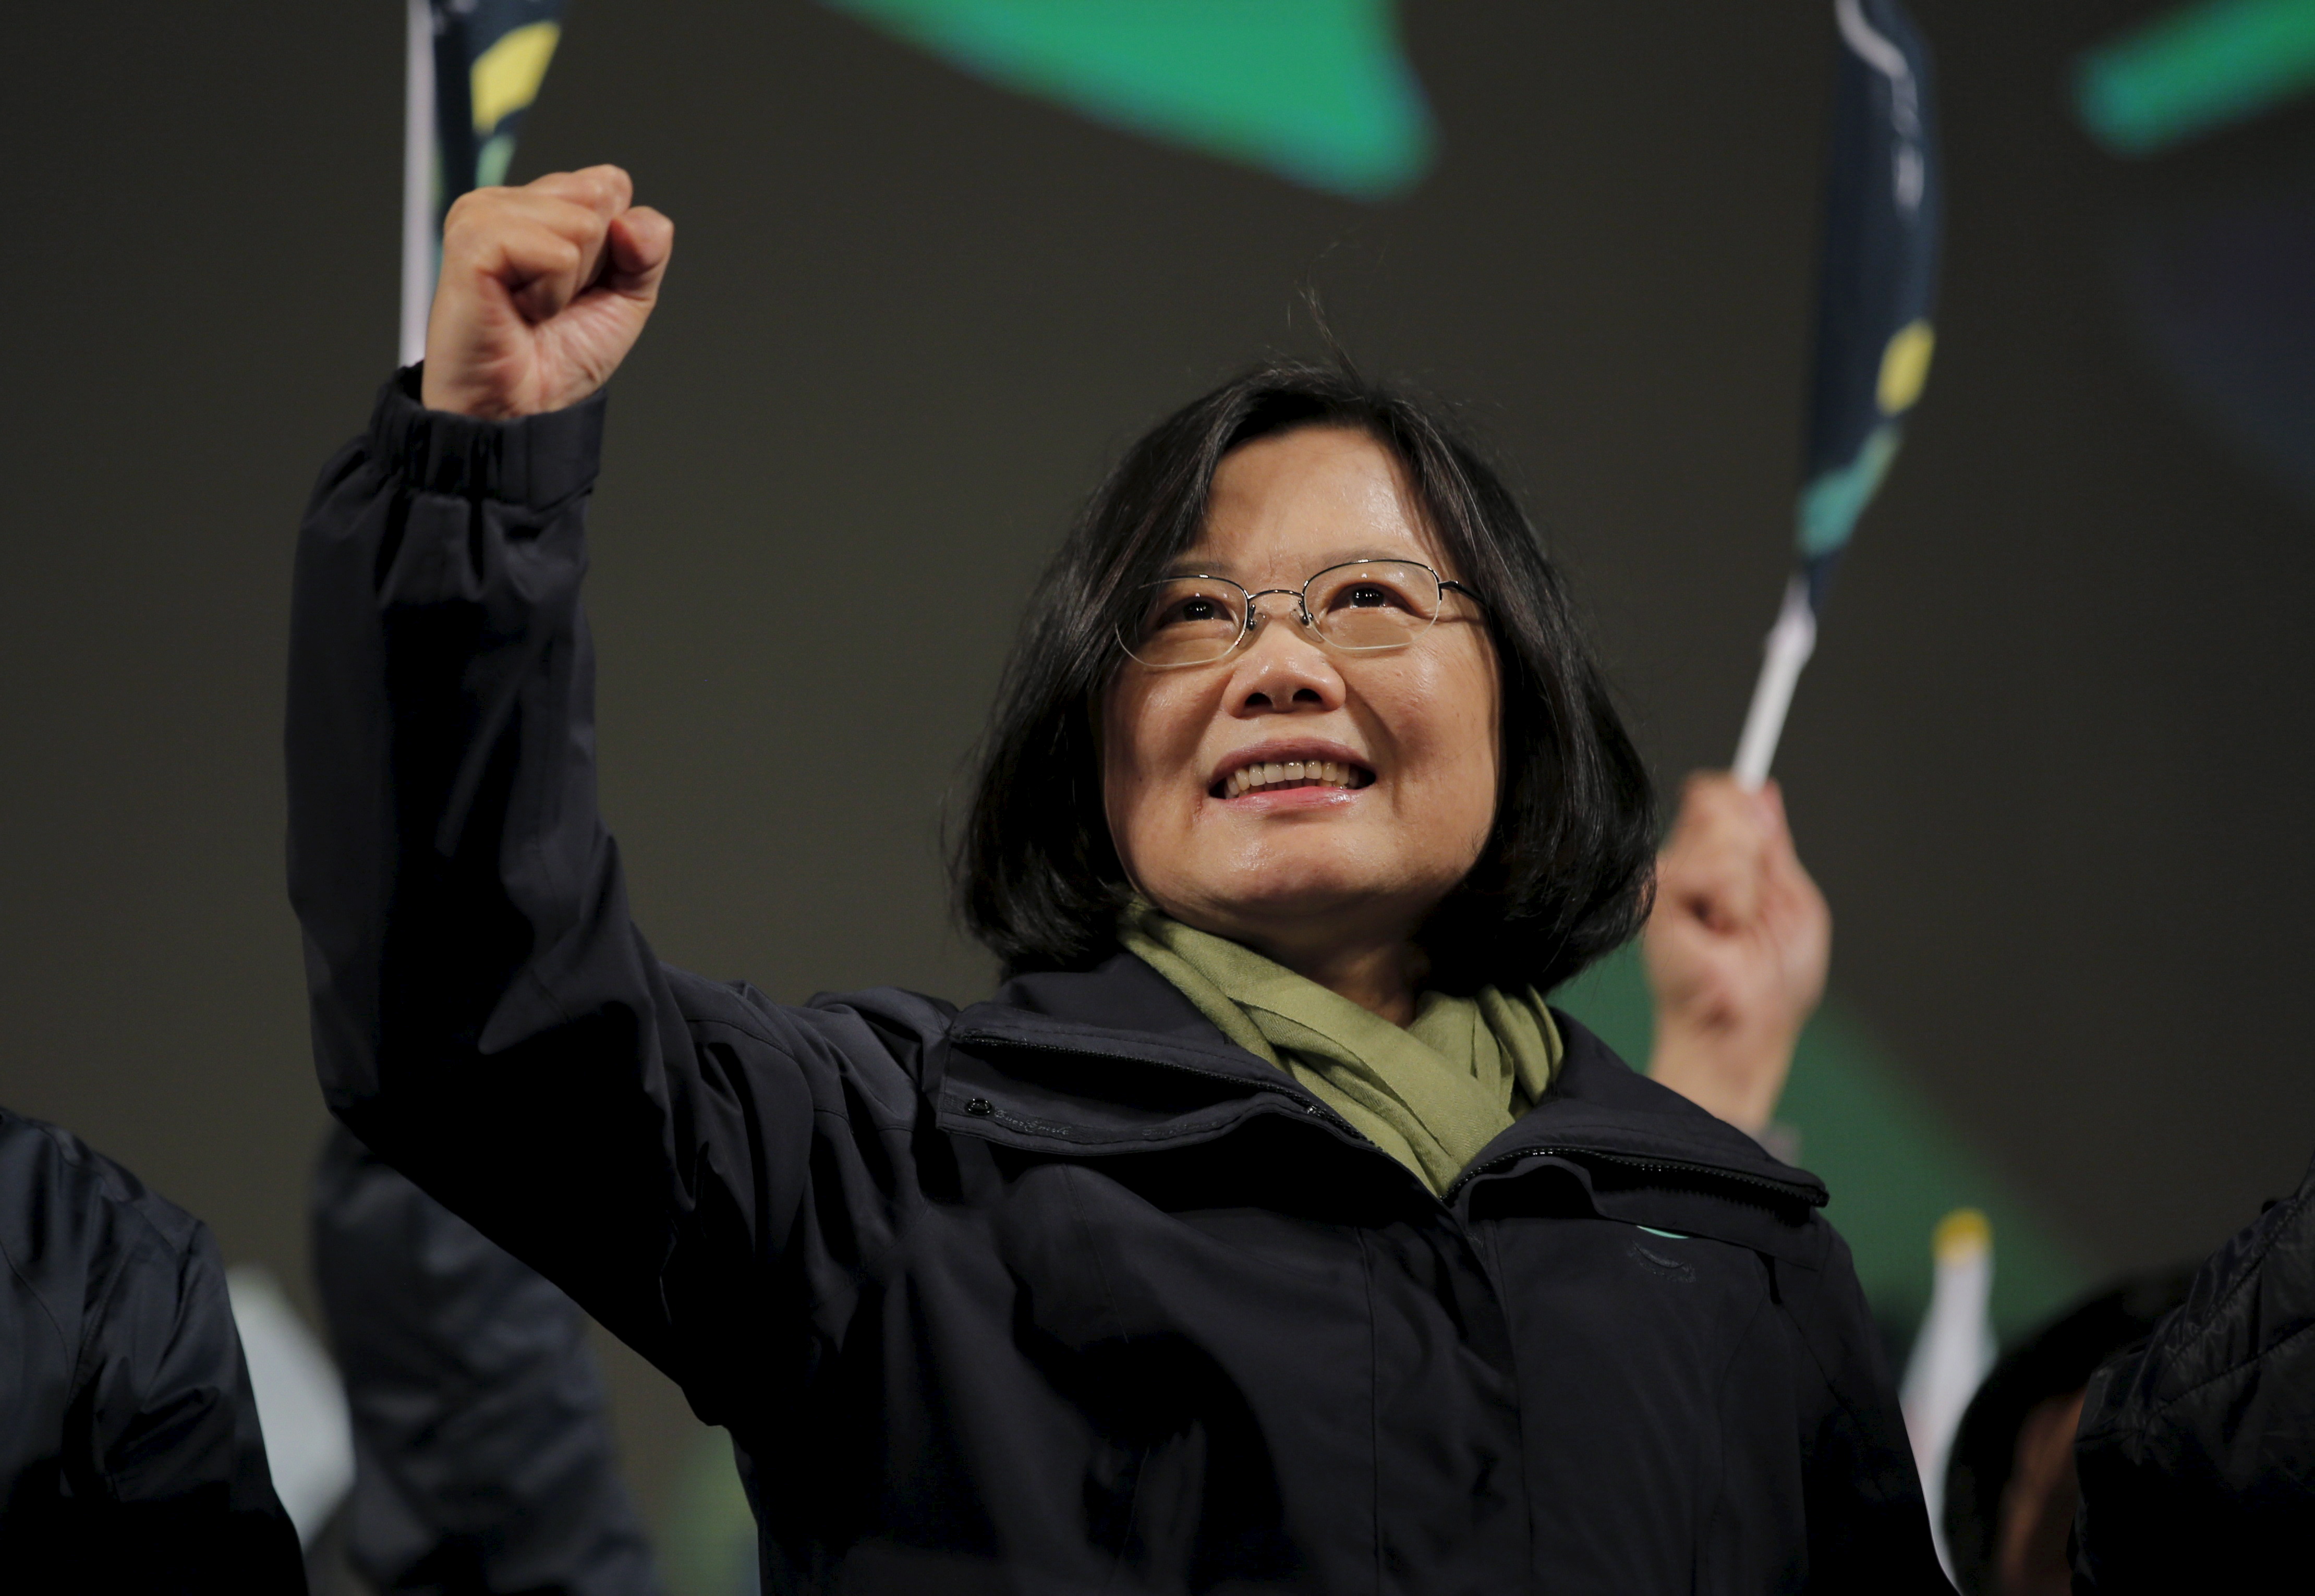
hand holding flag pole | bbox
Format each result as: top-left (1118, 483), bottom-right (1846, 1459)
top-left (1734, 0), bottom-right (1942, 790)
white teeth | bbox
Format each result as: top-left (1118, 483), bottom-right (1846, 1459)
top-left (1221, 758), bottom-right (1371, 796)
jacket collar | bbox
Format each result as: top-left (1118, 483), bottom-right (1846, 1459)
top-left (936, 952), bottom-right (1827, 1224)
top-left (938, 953), bottom-right (1304, 1153)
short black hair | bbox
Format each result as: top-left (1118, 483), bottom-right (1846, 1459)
top-left (955, 359), bottom-right (1655, 994)
top-left (1941, 1268), bottom-right (2195, 1596)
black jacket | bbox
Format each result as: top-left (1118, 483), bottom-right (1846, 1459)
top-left (312, 1126), bottom-right (662, 1594)
top-left (286, 371), bottom-right (1946, 1595)
top-left (0, 1107), bottom-right (306, 1591)
top-left (2072, 1148), bottom-right (2315, 1591)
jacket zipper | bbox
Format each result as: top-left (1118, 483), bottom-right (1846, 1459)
top-left (951, 1030), bottom-right (1821, 1210)
top-left (1446, 1146), bottom-right (1824, 1208)
top-left (947, 1030), bottom-right (1362, 1133)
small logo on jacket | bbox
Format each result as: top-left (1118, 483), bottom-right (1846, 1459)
top-left (1627, 1236), bottom-right (1696, 1283)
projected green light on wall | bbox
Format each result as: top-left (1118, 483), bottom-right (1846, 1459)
top-left (2077, 0), bottom-right (2315, 155)
top-left (819, 0), bottom-right (1437, 199)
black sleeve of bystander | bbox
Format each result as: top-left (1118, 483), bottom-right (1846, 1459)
top-left (312, 1124), bottom-right (663, 1596)
top-left (0, 1107), bottom-right (307, 1592)
top-left (2072, 1147), bottom-right (2315, 1591)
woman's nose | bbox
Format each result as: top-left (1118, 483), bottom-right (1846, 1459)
top-left (1229, 605), bottom-right (1346, 714)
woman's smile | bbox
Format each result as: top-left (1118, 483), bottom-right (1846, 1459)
top-left (1207, 738), bottom-right (1377, 802)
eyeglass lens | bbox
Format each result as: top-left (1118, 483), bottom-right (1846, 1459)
top-left (1120, 561), bottom-right (1446, 667)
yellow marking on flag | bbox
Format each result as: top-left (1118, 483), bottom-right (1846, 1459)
top-left (1877, 319), bottom-right (1936, 416)
top-left (471, 21), bottom-right (561, 135)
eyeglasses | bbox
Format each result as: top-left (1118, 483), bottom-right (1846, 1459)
top-left (1117, 559), bottom-right (1480, 669)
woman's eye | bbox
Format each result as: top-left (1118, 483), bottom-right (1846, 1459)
top-left (1148, 592), bottom-right (1236, 631)
top-left (1332, 581), bottom-right (1413, 611)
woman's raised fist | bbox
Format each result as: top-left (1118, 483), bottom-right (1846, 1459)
top-left (419, 165), bottom-right (673, 419)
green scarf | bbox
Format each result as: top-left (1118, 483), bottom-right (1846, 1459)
top-left (1118, 902), bottom-right (1562, 1195)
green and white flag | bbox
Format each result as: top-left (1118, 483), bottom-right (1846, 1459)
top-left (401, 0), bottom-right (569, 364)
top-left (1735, 0), bottom-right (1943, 787)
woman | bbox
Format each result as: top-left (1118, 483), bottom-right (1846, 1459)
top-left (288, 167), bottom-right (1940, 1593)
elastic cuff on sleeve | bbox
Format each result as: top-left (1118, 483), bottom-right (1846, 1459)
top-left (368, 364), bottom-right (608, 508)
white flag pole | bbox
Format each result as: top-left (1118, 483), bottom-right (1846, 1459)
top-left (399, 0), bottom-right (436, 368)
top-left (1731, 574), bottom-right (1819, 791)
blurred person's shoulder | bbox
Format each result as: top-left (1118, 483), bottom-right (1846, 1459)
top-left (0, 1105), bottom-right (233, 1519)
top-left (2074, 1149), bottom-right (2315, 1592)
top-left (0, 1106), bottom-right (306, 1586)
top-left (0, 1105), bottom-right (216, 1368)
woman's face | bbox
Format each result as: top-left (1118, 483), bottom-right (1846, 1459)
top-left (1102, 425), bottom-right (1501, 957)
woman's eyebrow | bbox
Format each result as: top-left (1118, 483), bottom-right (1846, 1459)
top-left (1157, 558), bottom-right (1237, 581)
top-left (1158, 548), bottom-right (1428, 581)
top-left (1305, 547), bottom-right (1429, 571)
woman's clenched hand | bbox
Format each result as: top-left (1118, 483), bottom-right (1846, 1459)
top-left (419, 165), bottom-right (673, 419)
top-left (1643, 773), bottom-right (1830, 1139)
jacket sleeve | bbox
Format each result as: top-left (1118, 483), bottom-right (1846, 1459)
top-left (76, 1188), bottom-right (307, 1591)
top-left (0, 1110), bottom-right (305, 1591)
top-left (2072, 1148), bottom-right (2315, 1592)
top-left (1781, 1225), bottom-right (1953, 1594)
top-left (312, 1124), bottom-right (662, 1596)
top-left (286, 370), bottom-right (903, 1419)
top-left (79, 1221), bottom-right (310, 1591)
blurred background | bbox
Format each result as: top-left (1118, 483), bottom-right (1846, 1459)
top-left (7, 0), bottom-right (2315, 1584)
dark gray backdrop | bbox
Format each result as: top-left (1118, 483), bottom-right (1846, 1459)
top-left (8, 0), bottom-right (2310, 1516)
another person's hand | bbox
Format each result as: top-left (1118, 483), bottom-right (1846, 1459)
top-left (420, 165), bottom-right (673, 419)
top-left (1643, 773), bottom-right (1829, 1138)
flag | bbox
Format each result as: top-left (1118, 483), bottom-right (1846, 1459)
top-left (1734, 0), bottom-right (1943, 786)
top-left (402, 0), bottom-right (571, 364)
top-left (1796, 0), bottom-right (1943, 606)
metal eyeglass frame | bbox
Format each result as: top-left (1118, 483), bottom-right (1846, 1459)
top-left (1116, 558), bottom-right (1483, 669)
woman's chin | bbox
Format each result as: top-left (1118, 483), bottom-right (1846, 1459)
top-left (1166, 864), bottom-right (1422, 934)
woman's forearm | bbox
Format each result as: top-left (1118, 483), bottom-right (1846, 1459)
top-left (288, 368), bottom-right (611, 1087)
top-left (285, 371), bottom-right (696, 1362)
